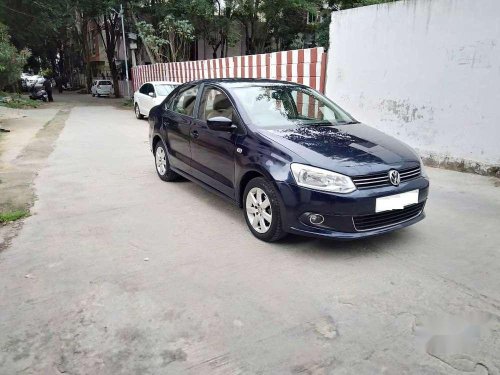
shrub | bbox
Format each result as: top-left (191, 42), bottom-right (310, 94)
top-left (0, 23), bottom-right (31, 91)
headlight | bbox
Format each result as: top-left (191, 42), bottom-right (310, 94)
top-left (418, 155), bottom-right (428, 178)
top-left (290, 163), bottom-right (356, 193)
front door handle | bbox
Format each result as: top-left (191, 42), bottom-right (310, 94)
top-left (191, 130), bottom-right (199, 139)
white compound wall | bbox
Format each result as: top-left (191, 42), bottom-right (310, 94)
top-left (325, 0), bottom-right (500, 172)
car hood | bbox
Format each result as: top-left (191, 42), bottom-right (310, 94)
top-left (259, 123), bottom-right (419, 176)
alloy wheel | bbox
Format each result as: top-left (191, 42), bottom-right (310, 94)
top-left (155, 146), bottom-right (167, 175)
top-left (246, 187), bottom-right (272, 233)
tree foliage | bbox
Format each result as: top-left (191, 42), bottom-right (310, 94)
top-left (0, 22), bottom-right (31, 90)
top-left (0, 0), bottom-right (398, 88)
top-left (136, 16), bottom-right (196, 62)
top-left (133, 0), bottom-right (239, 61)
top-left (234, 0), bottom-right (321, 54)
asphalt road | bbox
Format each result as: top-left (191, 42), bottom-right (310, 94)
top-left (1, 98), bottom-right (499, 374)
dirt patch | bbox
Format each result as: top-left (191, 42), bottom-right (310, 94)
top-left (0, 108), bottom-right (71, 215)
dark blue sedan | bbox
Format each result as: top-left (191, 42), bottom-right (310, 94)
top-left (148, 79), bottom-right (429, 242)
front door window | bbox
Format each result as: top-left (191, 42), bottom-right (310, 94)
top-left (199, 88), bottom-right (234, 121)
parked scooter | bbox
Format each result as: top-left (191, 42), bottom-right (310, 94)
top-left (29, 86), bottom-right (48, 102)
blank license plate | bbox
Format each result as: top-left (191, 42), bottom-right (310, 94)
top-left (376, 190), bottom-right (419, 213)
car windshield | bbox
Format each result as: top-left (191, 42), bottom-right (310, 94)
top-left (156, 84), bottom-right (177, 96)
top-left (231, 84), bottom-right (357, 128)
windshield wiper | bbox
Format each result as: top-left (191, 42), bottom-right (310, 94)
top-left (308, 122), bottom-right (335, 126)
top-left (337, 120), bottom-right (360, 124)
top-left (306, 120), bottom-right (359, 126)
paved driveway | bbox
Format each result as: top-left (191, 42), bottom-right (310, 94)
top-left (1, 103), bottom-right (499, 374)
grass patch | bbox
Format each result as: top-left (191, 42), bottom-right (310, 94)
top-left (0, 92), bottom-right (40, 109)
top-left (0, 210), bottom-right (30, 223)
top-left (122, 98), bottom-right (133, 108)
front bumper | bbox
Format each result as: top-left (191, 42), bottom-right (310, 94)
top-left (276, 176), bottom-right (429, 239)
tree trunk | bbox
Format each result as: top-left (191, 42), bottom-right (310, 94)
top-left (220, 37), bottom-right (226, 58)
top-left (109, 58), bottom-right (120, 97)
top-left (243, 23), bottom-right (250, 55)
top-left (98, 15), bottom-right (121, 97)
top-left (85, 64), bottom-right (92, 93)
top-left (76, 14), bottom-right (93, 93)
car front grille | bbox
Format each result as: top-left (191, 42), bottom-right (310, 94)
top-left (353, 202), bottom-right (425, 231)
top-left (352, 166), bottom-right (421, 189)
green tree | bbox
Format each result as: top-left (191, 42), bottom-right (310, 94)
top-left (0, 0), bottom-right (86, 87)
top-left (82, 0), bottom-right (129, 97)
top-left (234, 0), bottom-right (321, 54)
top-left (0, 0), bottom-right (73, 71)
top-left (0, 22), bottom-right (31, 90)
top-left (136, 16), bottom-right (196, 62)
top-left (134, 0), bottom-right (239, 61)
top-left (191, 0), bottom-right (240, 58)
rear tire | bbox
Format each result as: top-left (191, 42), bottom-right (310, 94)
top-left (154, 141), bottom-right (179, 182)
top-left (135, 103), bottom-right (144, 119)
top-left (91, 93), bottom-right (95, 97)
top-left (243, 177), bottom-right (287, 242)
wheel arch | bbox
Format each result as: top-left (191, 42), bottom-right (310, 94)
top-left (236, 167), bottom-right (283, 208)
top-left (238, 170), bottom-right (265, 208)
top-left (152, 134), bottom-right (164, 154)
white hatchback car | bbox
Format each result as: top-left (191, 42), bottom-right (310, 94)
top-left (134, 81), bottom-right (179, 119)
top-left (26, 75), bottom-right (45, 90)
top-left (91, 80), bottom-right (113, 97)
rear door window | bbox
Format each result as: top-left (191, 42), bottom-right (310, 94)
top-left (147, 84), bottom-right (155, 96)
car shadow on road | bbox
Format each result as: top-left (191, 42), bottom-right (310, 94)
top-left (276, 230), bottom-right (408, 258)
top-left (176, 178), bottom-right (412, 258)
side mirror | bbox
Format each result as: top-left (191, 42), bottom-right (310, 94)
top-left (148, 92), bottom-right (155, 98)
top-left (206, 116), bottom-right (235, 132)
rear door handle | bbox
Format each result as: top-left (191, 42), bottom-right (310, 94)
top-left (191, 130), bottom-right (199, 139)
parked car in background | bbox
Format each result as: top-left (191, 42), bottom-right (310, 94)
top-left (134, 81), bottom-right (179, 119)
top-left (91, 80), bottom-right (113, 97)
top-left (25, 75), bottom-right (45, 90)
top-left (148, 78), bottom-right (429, 242)
top-left (20, 73), bottom-right (32, 90)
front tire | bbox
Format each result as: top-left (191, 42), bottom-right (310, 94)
top-left (135, 103), bottom-right (144, 119)
top-left (154, 142), bottom-right (179, 182)
top-left (243, 177), bottom-right (286, 242)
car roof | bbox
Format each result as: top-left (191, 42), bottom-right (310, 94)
top-left (178, 78), bottom-right (310, 89)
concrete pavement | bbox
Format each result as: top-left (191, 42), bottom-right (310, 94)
top-left (0, 99), bottom-right (499, 374)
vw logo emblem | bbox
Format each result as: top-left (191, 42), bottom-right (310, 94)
top-left (389, 170), bottom-right (400, 186)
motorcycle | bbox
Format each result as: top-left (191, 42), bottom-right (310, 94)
top-left (29, 87), bottom-right (48, 102)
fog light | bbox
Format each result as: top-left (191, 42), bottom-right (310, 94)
top-left (309, 214), bottom-right (324, 225)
